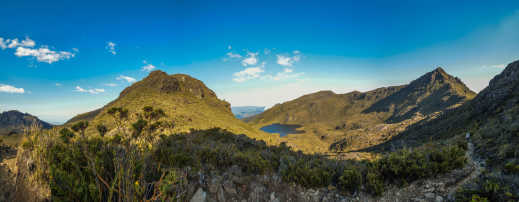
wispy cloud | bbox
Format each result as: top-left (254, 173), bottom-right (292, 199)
top-left (116, 75), bottom-right (136, 83)
top-left (105, 83), bottom-right (118, 87)
top-left (141, 60), bottom-right (156, 72)
top-left (276, 51), bottom-right (301, 67)
top-left (226, 52), bottom-right (242, 59)
top-left (484, 64), bottom-right (506, 69)
top-left (106, 41), bottom-right (117, 55)
top-left (75, 86), bottom-right (105, 94)
top-left (0, 84), bottom-right (25, 94)
top-left (15, 46), bottom-right (75, 64)
top-left (55, 83), bottom-right (62, 87)
top-left (233, 62), bottom-right (265, 82)
top-left (0, 36), bottom-right (75, 64)
top-left (241, 52), bottom-right (258, 66)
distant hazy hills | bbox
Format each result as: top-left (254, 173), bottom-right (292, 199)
top-left (231, 106), bottom-right (265, 119)
top-left (0, 110), bottom-right (52, 135)
top-left (66, 70), bottom-right (275, 142)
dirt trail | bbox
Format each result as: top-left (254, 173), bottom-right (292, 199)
top-left (447, 136), bottom-right (484, 198)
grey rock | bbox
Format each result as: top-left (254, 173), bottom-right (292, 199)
top-left (190, 188), bottom-right (207, 202)
top-left (223, 180), bottom-right (237, 195)
top-left (424, 192), bottom-right (435, 199)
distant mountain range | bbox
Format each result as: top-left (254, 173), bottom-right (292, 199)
top-left (0, 110), bottom-right (52, 135)
top-left (231, 106), bottom-right (265, 119)
top-left (246, 67), bottom-right (476, 153)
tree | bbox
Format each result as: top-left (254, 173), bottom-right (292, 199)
top-left (96, 124), bottom-right (108, 137)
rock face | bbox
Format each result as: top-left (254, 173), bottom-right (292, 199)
top-left (0, 110), bottom-right (52, 135)
top-left (471, 60), bottom-right (519, 114)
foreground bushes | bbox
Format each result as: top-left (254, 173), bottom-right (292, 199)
top-left (455, 174), bottom-right (519, 202)
top-left (24, 107), bottom-right (469, 201)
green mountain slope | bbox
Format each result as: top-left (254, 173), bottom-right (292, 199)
top-left (249, 67), bottom-right (474, 128)
top-left (66, 70), bottom-right (275, 142)
top-left (246, 68), bottom-right (475, 154)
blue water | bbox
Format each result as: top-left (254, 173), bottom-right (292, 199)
top-left (260, 124), bottom-right (305, 137)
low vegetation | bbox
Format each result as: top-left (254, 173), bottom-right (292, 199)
top-left (20, 106), bottom-right (469, 201)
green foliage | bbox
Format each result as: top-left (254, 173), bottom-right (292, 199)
top-left (504, 161), bottom-right (519, 174)
top-left (96, 124), bottom-right (107, 137)
top-left (71, 121), bottom-right (89, 133)
top-left (25, 106), bottom-right (470, 201)
top-left (455, 175), bottom-right (518, 202)
top-left (131, 119), bottom-right (148, 137)
top-left (375, 145), bottom-right (466, 186)
top-left (365, 168), bottom-right (384, 196)
top-left (338, 167), bottom-right (362, 193)
top-left (59, 128), bottom-right (75, 143)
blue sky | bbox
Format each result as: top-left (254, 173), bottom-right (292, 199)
top-left (1, 0), bottom-right (519, 123)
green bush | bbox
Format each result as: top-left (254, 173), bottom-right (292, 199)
top-left (365, 168), bottom-right (384, 196)
top-left (338, 168), bottom-right (362, 193)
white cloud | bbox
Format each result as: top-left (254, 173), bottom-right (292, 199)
top-left (14, 46), bottom-right (75, 64)
top-left (228, 45), bottom-right (232, 50)
top-left (226, 52), bottom-right (242, 59)
top-left (233, 62), bottom-right (265, 82)
top-left (141, 64), bottom-right (156, 72)
top-left (0, 84), bottom-right (25, 94)
top-left (241, 52), bottom-right (258, 66)
top-left (21, 37), bottom-right (35, 47)
top-left (105, 83), bottom-right (118, 87)
top-left (276, 54), bottom-right (301, 67)
top-left (106, 41), bottom-right (116, 55)
top-left (75, 86), bottom-right (105, 94)
top-left (0, 36), bottom-right (75, 64)
top-left (7, 38), bottom-right (19, 48)
top-left (116, 75), bottom-right (137, 83)
top-left (0, 37), bottom-right (6, 49)
top-left (293, 50), bottom-right (301, 54)
top-left (55, 83), bottom-right (62, 87)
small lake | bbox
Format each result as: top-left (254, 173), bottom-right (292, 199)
top-left (260, 124), bottom-right (305, 137)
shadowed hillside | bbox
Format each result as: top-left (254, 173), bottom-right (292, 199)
top-left (0, 110), bottom-right (52, 136)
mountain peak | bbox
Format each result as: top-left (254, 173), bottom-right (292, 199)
top-left (120, 71), bottom-right (218, 100)
top-left (433, 66), bottom-right (446, 74)
top-left (147, 70), bottom-right (169, 78)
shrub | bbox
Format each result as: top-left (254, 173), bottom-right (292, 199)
top-left (338, 168), bottom-right (362, 193)
top-left (365, 168), bottom-right (384, 196)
